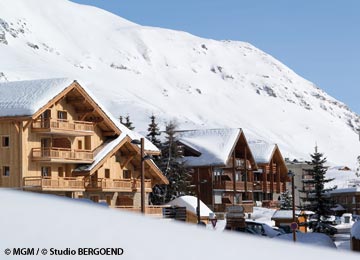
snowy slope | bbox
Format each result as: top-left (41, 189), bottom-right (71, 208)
top-left (2, 189), bottom-right (359, 259)
top-left (0, 0), bottom-right (359, 166)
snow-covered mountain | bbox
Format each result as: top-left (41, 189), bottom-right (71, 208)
top-left (0, 0), bottom-right (359, 166)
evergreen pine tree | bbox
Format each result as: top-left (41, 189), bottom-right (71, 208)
top-left (356, 156), bottom-right (360, 177)
top-left (299, 149), bottom-right (337, 232)
top-left (279, 190), bottom-right (292, 210)
top-left (150, 121), bottom-right (193, 204)
top-left (146, 114), bottom-right (161, 148)
top-left (119, 115), bottom-right (135, 130)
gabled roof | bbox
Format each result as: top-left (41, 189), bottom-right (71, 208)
top-left (248, 139), bottom-right (276, 164)
top-left (177, 128), bottom-right (243, 167)
top-left (0, 78), bottom-right (73, 117)
top-left (74, 135), bottom-right (168, 185)
top-left (0, 78), bottom-right (159, 154)
top-left (75, 133), bottom-right (128, 173)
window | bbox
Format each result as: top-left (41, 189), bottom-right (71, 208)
top-left (123, 170), bottom-right (131, 179)
top-left (58, 167), bottom-right (64, 178)
top-left (41, 166), bottom-right (51, 177)
top-left (3, 166), bottom-right (10, 177)
top-left (1, 136), bottom-right (9, 147)
top-left (57, 111), bottom-right (67, 120)
top-left (78, 140), bottom-right (82, 150)
top-left (105, 169), bottom-right (110, 179)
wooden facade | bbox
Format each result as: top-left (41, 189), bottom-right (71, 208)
top-left (179, 129), bottom-right (289, 214)
top-left (180, 130), bottom-right (258, 213)
top-left (252, 145), bottom-right (289, 203)
top-left (0, 80), bottom-right (168, 209)
top-left (330, 189), bottom-right (360, 215)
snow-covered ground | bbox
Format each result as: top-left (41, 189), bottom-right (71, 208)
top-left (0, 0), bottom-right (359, 167)
top-left (2, 188), bottom-right (360, 259)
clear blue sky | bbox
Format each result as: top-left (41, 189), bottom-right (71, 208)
top-left (71, 0), bottom-right (360, 114)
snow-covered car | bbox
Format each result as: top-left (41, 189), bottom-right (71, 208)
top-left (244, 220), bottom-right (281, 238)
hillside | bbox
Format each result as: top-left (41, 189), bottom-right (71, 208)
top-left (0, 0), bottom-right (359, 166)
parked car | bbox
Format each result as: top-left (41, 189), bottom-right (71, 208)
top-left (244, 220), bottom-right (281, 238)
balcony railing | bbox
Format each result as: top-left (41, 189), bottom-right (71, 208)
top-left (85, 178), bottom-right (152, 192)
top-left (32, 148), bottom-right (93, 163)
top-left (227, 158), bottom-right (252, 169)
top-left (132, 179), bottom-right (153, 192)
top-left (85, 178), bottom-right (133, 192)
top-left (213, 181), bottom-right (252, 191)
top-left (114, 206), bottom-right (164, 215)
top-left (32, 119), bottom-right (94, 136)
top-left (23, 176), bottom-right (85, 191)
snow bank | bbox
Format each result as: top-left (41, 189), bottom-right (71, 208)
top-left (2, 189), bottom-right (359, 259)
top-left (274, 232), bottom-right (337, 248)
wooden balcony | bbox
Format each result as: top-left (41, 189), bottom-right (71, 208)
top-left (32, 148), bottom-right (93, 163)
top-left (114, 206), bottom-right (164, 216)
top-left (226, 158), bottom-right (252, 170)
top-left (23, 176), bottom-right (85, 191)
top-left (132, 179), bottom-right (153, 192)
top-left (213, 181), bottom-right (252, 191)
top-left (85, 178), bottom-right (152, 192)
top-left (85, 178), bottom-right (133, 192)
top-left (32, 119), bottom-right (94, 136)
top-left (253, 181), bottom-right (263, 191)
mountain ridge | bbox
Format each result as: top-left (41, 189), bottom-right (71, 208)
top-left (0, 0), bottom-right (359, 166)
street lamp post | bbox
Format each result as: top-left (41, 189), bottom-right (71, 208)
top-left (288, 170), bottom-right (297, 242)
top-left (131, 138), bottom-right (145, 214)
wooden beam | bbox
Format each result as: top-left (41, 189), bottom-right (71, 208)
top-left (79, 113), bottom-right (90, 121)
top-left (66, 96), bottom-right (86, 105)
top-left (103, 131), bottom-right (116, 136)
top-left (121, 154), bottom-right (136, 169)
top-left (75, 108), bottom-right (94, 114)
top-left (23, 119), bottom-right (33, 131)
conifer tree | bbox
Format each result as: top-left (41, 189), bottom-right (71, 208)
top-left (146, 114), bottom-right (161, 148)
top-left (119, 115), bottom-right (135, 130)
top-left (279, 190), bottom-right (292, 210)
top-left (356, 156), bottom-right (360, 177)
top-left (150, 121), bottom-right (193, 204)
top-left (300, 149), bottom-right (337, 232)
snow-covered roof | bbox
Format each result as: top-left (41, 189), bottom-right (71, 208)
top-left (329, 187), bottom-right (360, 194)
top-left (74, 133), bottom-right (128, 172)
top-left (178, 128), bottom-right (242, 167)
top-left (0, 78), bottom-right (74, 117)
top-left (0, 78), bottom-right (160, 155)
top-left (271, 210), bottom-right (303, 219)
top-left (248, 139), bottom-right (276, 164)
top-left (351, 221), bottom-right (360, 239)
top-left (167, 195), bottom-right (213, 217)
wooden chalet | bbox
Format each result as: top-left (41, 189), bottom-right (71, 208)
top-left (0, 78), bottom-right (168, 209)
top-left (330, 187), bottom-right (360, 215)
top-left (248, 139), bottom-right (289, 205)
top-left (177, 128), bottom-right (258, 213)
